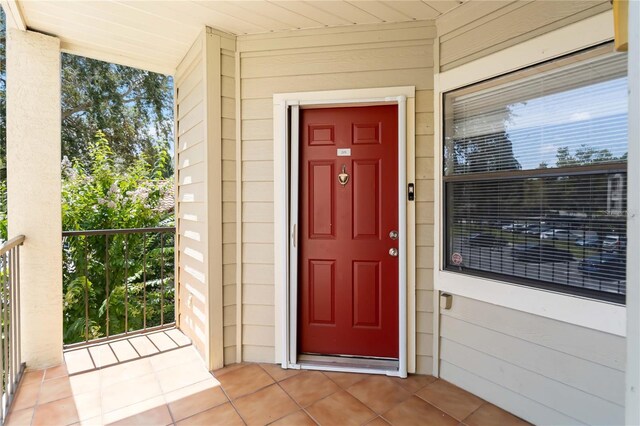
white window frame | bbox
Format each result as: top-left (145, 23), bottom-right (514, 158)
top-left (273, 86), bottom-right (416, 377)
top-left (432, 10), bottom-right (626, 355)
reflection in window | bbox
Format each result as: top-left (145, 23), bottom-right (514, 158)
top-left (443, 47), bottom-right (628, 303)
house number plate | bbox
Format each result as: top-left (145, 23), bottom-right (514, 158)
top-left (337, 148), bottom-right (351, 156)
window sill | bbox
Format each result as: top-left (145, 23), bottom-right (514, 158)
top-left (435, 269), bottom-right (626, 337)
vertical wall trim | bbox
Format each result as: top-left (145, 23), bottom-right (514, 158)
top-left (205, 32), bottom-right (225, 370)
top-left (432, 33), bottom-right (442, 379)
top-left (235, 50), bottom-right (243, 364)
top-left (398, 95), bottom-right (408, 379)
top-left (407, 95), bottom-right (416, 374)
top-left (173, 68), bottom-right (179, 329)
top-left (626, 0), bottom-right (640, 422)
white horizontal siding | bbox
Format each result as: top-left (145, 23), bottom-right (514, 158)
top-left (436, 0), bottom-right (611, 71)
top-left (238, 21), bottom-right (435, 368)
top-left (175, 32), bottom-right (208, 360)
top-left (434, 5), bottom-right (624, 424)
top-left (440, 297), bottom-right (625, 425)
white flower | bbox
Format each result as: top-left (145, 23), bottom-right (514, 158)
top-left (108, 183), bottom-right (119, 194)
top-left (107, 201), bottom-right (116, 209)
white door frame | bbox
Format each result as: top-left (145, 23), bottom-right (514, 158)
top-left (273, 86), bottom-right (416, 378)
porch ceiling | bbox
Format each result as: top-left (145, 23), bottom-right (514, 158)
top-left (6, 0), bottom-right (465, 75)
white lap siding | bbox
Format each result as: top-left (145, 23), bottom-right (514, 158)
top-left (237, 21), bottom-right (436, 370)
top-left (435, 2), bottom-right (625, 424)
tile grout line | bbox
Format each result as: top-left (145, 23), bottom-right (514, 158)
top-left (12, 373), bottom-right (42, 426)
top-left (412, 391), bottom-right (464, 423)
top-left (211, 372), bottom-right (248, 426)
top-left (256, 364), bottom-right (319, 425)
top-left (212, 364), bottom-right (275, 402)
top-left (145, 334), bottom-right (164, 353)
top-left (160, 373), bottom-right (226, 425)
top-left (162, 330), bottom-right (182, 347)
top-left (319, 370), bottom-right (399, 422)
top-left (12, 334), bottom-right (191, 426)
top-left (156, 365), bottom-right (177, 426)
top-left (273, 367), bottom-right (374, 425)
top-left (461, 401), bottom-right (488, 424)
top-left (21, 366), bottom-right (56, 425)
top-left (99, 343), bottom-right (195, 423)
top-left (126, 338), bottom-right (143, 359)
top-left (107, 342), bottom-right (121, 365)
top-left (270, 374), bottom-right (319, 425)
top-left (67, 343), bottom-right (193, 377)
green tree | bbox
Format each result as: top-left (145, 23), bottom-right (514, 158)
top-left (62, 132), bottom-right (174, 343)
top-left (0, 11), bottom-right (174, 181)
top-left (0, 10), bottom-right (174, 241)
top-left (61, 55), bottom-right (174, 175)
top-left (556, 144), bottom-right (620, 167)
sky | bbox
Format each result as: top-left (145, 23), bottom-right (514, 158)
top-left (506, 77), bottom-right (628, 169)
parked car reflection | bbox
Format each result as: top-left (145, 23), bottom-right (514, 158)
top-left (575, 232), bottom-right (601, 248)
top-left (578, 251), bottom-right (625, 281)
top-left (603, 235), bottom-right (626, 252)
top-left (468, 232), bottom-right (503, 248)
top-left (512, 243), bottom-right (574, 263)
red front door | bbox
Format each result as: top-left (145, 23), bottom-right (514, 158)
top-left (298, 105), bottom-right (399, 359)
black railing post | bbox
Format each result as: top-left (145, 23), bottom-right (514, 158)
top-left (124, 234), bottom-right (129, 333)
top-left (143, 232), bottom-right (147, 330)
top-left (160, 232), bottom-right (164, 326)
top-left (84, 236), bottom-right (89, 342)
top-left (105, 234), bottom-right (110, 338)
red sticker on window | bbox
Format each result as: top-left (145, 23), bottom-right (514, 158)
top-left (451, 252), bottom-right (463, 266)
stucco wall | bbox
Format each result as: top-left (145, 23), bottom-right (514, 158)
top-left (7, 29), bottom-right (63, 368)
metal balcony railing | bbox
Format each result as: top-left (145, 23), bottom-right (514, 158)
top-left (61, 227), bottom-right (175, 349)
top-left (0, 235), bottom-right (25, 423)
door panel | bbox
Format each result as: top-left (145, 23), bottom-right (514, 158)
top-left (309, 260), bottom-right (336, 325)
top-left (353, 261), bottom-right (381, 327)
top-left (298, 105), bottom-right (398, 359)
top-left (352, 160), bottom-right (380, 240)
top-left (309, 162), bottom-right (335, 238)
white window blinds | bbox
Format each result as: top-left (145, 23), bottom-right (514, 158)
top-left (443, 48), bottom-right (628, 302)
top-left (444, 53), bottom-right (628, 175)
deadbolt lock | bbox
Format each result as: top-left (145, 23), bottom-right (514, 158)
top-left (389, 230), bottom-right (398, 240)
top-left (389, 248), bottom-right (398, 257)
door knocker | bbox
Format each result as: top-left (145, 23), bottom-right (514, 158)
top-left (338, 164), bottom-right (349, 187)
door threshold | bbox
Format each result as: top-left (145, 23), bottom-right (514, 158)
top-left (295, 354), bottom-right (401, 377)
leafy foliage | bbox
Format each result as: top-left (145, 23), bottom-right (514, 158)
top-left (62, 133), bottom-right (174, 344)
top-left (0, 9), bottom-right (175, 344)
top-left (61, 55), bottom-right (174, 174)
top-left (555, 145), bottom-right (624, 167)
top-left (0, 9), bottom-right (174, 239)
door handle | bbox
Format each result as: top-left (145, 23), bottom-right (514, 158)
top-left (389, 248), bottom-right (398, 257)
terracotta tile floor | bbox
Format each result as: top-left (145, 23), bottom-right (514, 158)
top-left (5, 330), bottom-right (530, 426)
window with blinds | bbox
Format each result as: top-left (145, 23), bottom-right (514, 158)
top-left (443, 46), bottom-right (628, 303)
